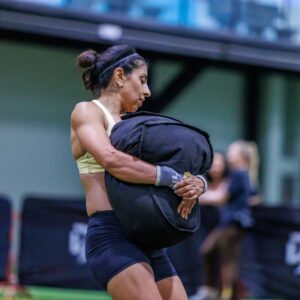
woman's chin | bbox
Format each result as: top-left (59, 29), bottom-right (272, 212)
top-left (131, 106), bottom-right (139, 112)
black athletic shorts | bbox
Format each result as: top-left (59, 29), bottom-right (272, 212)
top-left (85, 210), bottom-right (177, 289)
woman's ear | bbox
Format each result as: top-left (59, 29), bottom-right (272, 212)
top-left (114, 67), bottom-right (125, 89)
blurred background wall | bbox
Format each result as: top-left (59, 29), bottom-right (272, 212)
top-left (0, 40), bottom-right (87, 210)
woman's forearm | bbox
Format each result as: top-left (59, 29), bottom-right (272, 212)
top-left (103, 149), bottom-right (157, 184)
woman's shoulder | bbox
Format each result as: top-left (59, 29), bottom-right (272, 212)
top-left (71, 101), bottom-right (104, 124)
top-left (72, 100), bottom-right (94, 111)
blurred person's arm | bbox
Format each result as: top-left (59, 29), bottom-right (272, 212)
top-left (199, 170), bottom-right (250, 207)
top-left (198, 181), bottom-right (229, 206)
top-left (249, 186), bottom-right (262, 206)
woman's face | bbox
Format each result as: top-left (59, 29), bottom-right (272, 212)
top-left (120, 64), bottom-right (151, 112)
top-left (209, 153), bottom-right (226, 180)
top-left (227, 144), bottom-right (246, 170)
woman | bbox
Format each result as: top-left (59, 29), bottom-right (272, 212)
top-left (70, 45), bottom-right (206, 300)
top-left (227, 140), bottom-right (261, 206)
top-left (191, 151), bottom-right (251, 300)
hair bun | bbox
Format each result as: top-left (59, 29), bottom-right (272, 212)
top-left (76, 50), bottom-right (97, 68)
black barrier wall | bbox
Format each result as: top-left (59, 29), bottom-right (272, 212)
top-left (240, 206), bottom-right (300, 300)
top-left (0, 196), bottom-right (12, 282)
top-left (169, 206), bottom-right (300, 299)
top-left (18, 198), bottom-right (300, 299)
top-left (19, 197), bottom-right (99, 290)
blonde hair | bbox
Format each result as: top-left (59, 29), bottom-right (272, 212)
top-left (230, 140), bottom-right (260, 185)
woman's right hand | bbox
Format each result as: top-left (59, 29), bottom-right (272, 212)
top-left (174, 175), bottom-right (206, 219)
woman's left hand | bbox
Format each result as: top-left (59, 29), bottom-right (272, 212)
top-left (174, 175), bottom-right (206, 219)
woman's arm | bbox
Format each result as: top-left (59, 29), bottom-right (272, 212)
top-left (72, 102), bottom-right (157, 184)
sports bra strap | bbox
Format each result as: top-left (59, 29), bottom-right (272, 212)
top-left (92, 100), bottom-right (116, 134)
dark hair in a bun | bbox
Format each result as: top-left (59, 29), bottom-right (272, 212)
top-left (76, 45), bottom-right (146, 98)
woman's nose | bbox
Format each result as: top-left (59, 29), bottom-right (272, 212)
top-left (144, 84), bottom-right (151, 98)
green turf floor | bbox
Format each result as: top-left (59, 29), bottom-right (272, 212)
top-left (0, 286), bottom-right (112, 300)
top-left (0, 286), bottom-right (283, 300)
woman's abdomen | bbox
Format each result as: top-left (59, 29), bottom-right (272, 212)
top-left (80, 173), bottom-right (113, 216)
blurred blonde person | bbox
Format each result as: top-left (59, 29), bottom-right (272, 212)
top-left (190, 151), bottom-right (252, 300)
top-left (227, 140), bottom-right (261, 206)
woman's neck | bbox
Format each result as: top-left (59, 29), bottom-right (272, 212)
top-left (96, 92), bottom-right (122, 115)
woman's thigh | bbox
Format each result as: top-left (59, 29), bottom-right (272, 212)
top-left (156, 275), bottom-right (188, 300)
top-left (219, 225), bottom-right (244, 261)
top-left (107, 262), bottom-right (163, 300)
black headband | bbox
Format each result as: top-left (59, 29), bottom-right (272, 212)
top-left (99, 53), bottom-right (141, 80)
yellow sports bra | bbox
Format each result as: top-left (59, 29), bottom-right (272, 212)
top-left (76, 100), bottom-right (116, 174)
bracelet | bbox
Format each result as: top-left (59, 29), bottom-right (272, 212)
top-left (196, 175), bottom-right (208, 193)
top-left (155, 166), bottom-right (161, 186)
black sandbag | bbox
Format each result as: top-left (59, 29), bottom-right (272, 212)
top-left (105, 112), bottom-right (213, 250)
